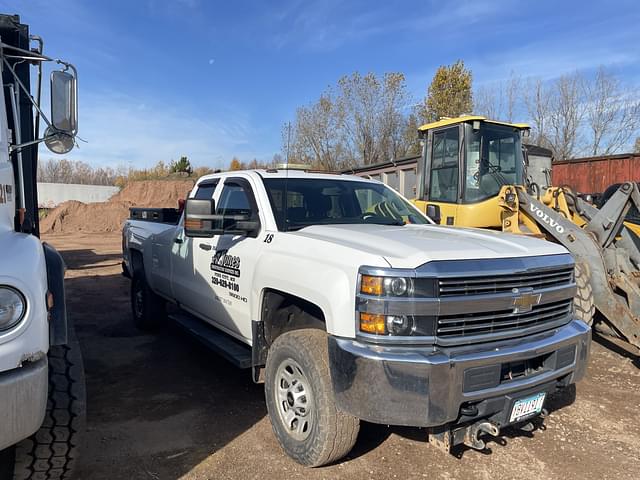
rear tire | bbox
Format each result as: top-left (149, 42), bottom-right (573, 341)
top-left (264, 329), bottom-right (360, 467)
top-left (131, 272), bottom-right (166, 331)
top-left (3, 336), bottom-right (86, 480)
top-left (573, 262), bottom-right (595, 326)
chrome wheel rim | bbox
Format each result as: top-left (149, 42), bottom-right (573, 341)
top-left (274, 358), bottom-right (314, 441)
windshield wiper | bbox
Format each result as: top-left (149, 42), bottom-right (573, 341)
top-left (484, 161), bottom-right (510, 186)
top-left (362, 215), bottom-right (405, 226)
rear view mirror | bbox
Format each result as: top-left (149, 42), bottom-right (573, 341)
top-left (426, 204), bottom-right (441, 224)
top-left (184, 198), bottom-right (261, 238)
top-left (45, 69), bottom-right (78, 155)
top-left (184, 198), bottom-right (221, 237)
top-left (50, 70), bottom-right (77, 133)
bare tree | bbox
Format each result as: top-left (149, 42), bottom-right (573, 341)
top-left (548, 73), bottom-right (585, 159)
top-left (474, 85), bottom-right (502, 120)
top-left (474, 73), bottom-right (522, 122)
top-left (290, 90), bottom-right (346, 169)
top-left (523, 78), bottom-right (553, 150)
top-left (338, 72), bottom-right (411, 165)
top-left (287, 72), bottom-right (416, 169)
top-left (584, 67), bottom-right (640, 155)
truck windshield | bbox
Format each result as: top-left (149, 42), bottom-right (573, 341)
top-left (463, 123), bottom-right (524, 203)
top-left (263, 178), bottom-right (431, 231)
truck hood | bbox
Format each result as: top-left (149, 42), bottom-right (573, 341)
top-left (290, 224), bottom-right (568, 269)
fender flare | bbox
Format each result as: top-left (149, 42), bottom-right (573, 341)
top-left (43, 242), bottom-right (68, 346)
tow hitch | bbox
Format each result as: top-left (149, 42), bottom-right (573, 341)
top-left (429, 420), bottom-right (501, 453)
top-left (463, 421), bottom-right (500, 450)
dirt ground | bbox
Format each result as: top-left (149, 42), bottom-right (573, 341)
top-left (43, 232), bottom-right (640, 480)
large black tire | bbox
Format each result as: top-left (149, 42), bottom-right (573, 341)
top-left (131, 272), bottom-right (166, 331)
top-left (4, 336), bottom-right (86, 480)
top-left (573, 262), bottom-right (595, 326)
top-left (264, 329), bottom-right (360, 467)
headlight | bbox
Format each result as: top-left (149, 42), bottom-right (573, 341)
top-left (359, 312), bottom-right (422, 336)
top-left (358, 269), bottom-right (437, 339)
top-left (0, 286), bottom-right (26, 331)
top-left (360, 275), bottom-right (411, 296)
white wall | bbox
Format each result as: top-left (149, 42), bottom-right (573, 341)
top-left (37, 183), bottom-right (119, 208)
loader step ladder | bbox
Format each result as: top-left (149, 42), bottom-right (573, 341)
top-left (170, 311), bottom-right (252, 369)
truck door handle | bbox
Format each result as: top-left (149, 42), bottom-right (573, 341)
top-left (199, 243), bottom-right (212, 251)
top-left (174, 238), bottom-right (183, 244)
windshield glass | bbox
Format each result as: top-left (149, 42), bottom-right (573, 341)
top-left (464, 123), bottom-right (524, 203)
top-left (263, 178), bottom-right (431, 231)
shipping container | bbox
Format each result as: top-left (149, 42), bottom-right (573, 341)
top-left (552, 153), bottom-right (640, 194)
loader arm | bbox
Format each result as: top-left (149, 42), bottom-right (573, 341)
top-left (508, 185), bottom-right (640, 349)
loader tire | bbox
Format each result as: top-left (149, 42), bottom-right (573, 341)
top-left (574, 262), bottom-right (595, 326)
top-left (3, 336), bottom-right (86, 480)
top-left (265, 329), bottom-right (360, 467)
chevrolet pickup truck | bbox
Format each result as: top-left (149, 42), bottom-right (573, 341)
top-left (122, 168), bottom-right (590, 466)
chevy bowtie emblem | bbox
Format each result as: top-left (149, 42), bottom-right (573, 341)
top-left (512, 288), bottom-right (541, 313)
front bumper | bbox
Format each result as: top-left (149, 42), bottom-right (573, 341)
top-left (0, 358), bottom-right (48, 451)
top-left (329, 319), bottom-right (590, 427)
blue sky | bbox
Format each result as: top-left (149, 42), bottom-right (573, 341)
top-left (1, 0), bottom-right (639, 169)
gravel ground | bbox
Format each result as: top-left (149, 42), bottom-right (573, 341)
top-left (44, 232), bottom-right (640, 480)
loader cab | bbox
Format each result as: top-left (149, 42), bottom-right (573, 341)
top-left (415, 116), bottom-right (529, 227)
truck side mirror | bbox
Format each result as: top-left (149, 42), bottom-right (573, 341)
top-left (224, 215), bottom-right (261, 237)
top-left (45, 69), bottom-right (78, 155)
top-left (184, 198), bottom-right (222, 237)
top-left (426, 204), bottom-right (441, 224)
top-left (51, 70), bottom-right (77, 133)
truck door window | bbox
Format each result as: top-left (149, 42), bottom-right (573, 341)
top-left (217, 184), bottom-right (252, 216)
top-left (428, 127), bottom-right (459, 203)
top-left (216, 180), bottom-right (260, 234)
top-left (193, 181), bottom-right (218, 200)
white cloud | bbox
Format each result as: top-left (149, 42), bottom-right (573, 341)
top-left (267, 0), bottom-right (507, 52)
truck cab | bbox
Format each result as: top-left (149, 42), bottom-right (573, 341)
top-left (414, 116), bottom-right (530, 227)
top-left (123, 167), bottom-right (591, 467)
top-left (0, 14), bottom-right (84, 479)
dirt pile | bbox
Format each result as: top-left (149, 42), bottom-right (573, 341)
top-left (41, 180), bottom-right (194, 234)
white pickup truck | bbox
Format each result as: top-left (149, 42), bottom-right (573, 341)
top-left (122, 168), bottom-right (590, 466)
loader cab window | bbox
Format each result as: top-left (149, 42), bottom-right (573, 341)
top-left (428, 127), bottom-right (459, 203)
top-left (463, 123), bottom-right (524, 203)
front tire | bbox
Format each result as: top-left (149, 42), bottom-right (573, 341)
top-left (573, 262), bottom-right (595, 326)
top-left (3, 337), bottom-right (86, 480)
top-left (264, 329), bottom-right (360, 467)
top-left (131, 272), bottom-right (166, 331)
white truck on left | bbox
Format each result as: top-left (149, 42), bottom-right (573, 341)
top-left (0, 14), bottom-right (85, 480)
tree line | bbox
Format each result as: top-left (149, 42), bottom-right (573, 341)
top-left (37, 156), bottom-right (212, 187)
top-left (285, 62), bottom-right (640, 168)
top-left (38, 61), bottom-right (640, 186)
top-left (37, 154), bottom-right (284, 186)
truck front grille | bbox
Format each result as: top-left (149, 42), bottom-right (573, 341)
top-left (438, 266), bottom-right (574, 297)
top-left (436, 299), bottom-right (573, 340)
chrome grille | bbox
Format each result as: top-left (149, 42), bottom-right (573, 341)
top-left (438, 266), bottom-right (574, 297)
top-left (436, 299), bottom-right (573, 339)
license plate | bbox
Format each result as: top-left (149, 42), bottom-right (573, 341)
top-left (509, 392), bottom-right (546, 423)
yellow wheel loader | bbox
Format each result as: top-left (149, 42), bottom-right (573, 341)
top-left (411, 116), bottom-right (640, 350)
